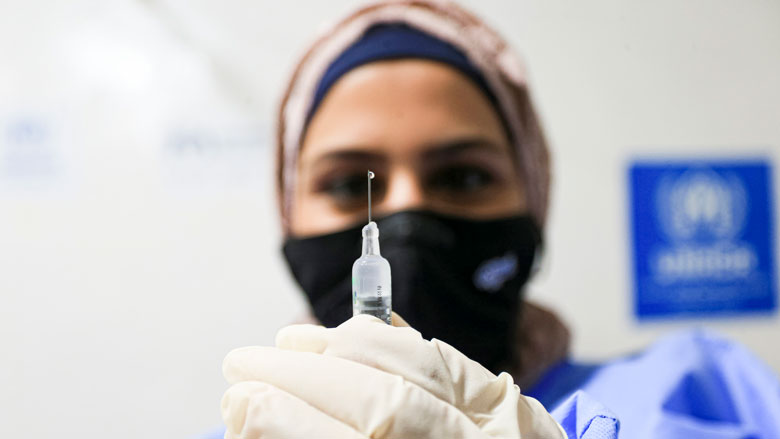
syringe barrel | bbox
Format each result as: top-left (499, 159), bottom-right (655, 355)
top-left (353, 222), bottom-right (392, 324)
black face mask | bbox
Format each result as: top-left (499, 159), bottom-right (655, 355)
top-left (282, 210), bottom-right (541, 373)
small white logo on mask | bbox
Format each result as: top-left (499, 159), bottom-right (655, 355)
top-left (473, 253), bottom-right (518, 292)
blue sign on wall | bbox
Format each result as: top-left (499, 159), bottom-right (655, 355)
top-left (629, 159), bottom-right (777, 319)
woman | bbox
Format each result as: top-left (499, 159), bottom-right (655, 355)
top-left (217, 1), bottom-right (780, 438)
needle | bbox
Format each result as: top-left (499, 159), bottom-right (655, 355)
top-left (367, 170), bottom-right (375, 223)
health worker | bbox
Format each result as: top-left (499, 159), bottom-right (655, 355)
top-left (215, 1), bottom-right (780, 438)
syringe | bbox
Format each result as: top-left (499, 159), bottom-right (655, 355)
top-left (351, 170), bottom-right (392, 324)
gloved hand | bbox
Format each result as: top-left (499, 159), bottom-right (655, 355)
top-left (221, 313), bottom-right (567, 439)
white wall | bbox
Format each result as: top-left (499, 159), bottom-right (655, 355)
top-left (0, 1), bottom-right (777, 437)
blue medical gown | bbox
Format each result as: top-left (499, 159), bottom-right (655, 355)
top-left (203, 330), bottom-right (780, 439)
top-left (529, 329), bottom-right (780, 439)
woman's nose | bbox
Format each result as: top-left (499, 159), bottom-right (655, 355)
top-left (378, 167), bottom-right (426, 214)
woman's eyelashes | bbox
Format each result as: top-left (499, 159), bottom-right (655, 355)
top-left (318, 173), bottom-right (370, 203)
top-left (317, 172), bottom-right (384, 208)
top-left (426, 165), bottom-right (497, 195)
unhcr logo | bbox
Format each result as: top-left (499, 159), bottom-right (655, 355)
top-left (630, 159), bottom-right (775, 318)
top-left (653, 168), bottom-right (757, 281)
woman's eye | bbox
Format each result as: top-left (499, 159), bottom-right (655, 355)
top-left (321, 175), bottom-right (368, 202)
top-left (428, 166), bottom-right (496, 193)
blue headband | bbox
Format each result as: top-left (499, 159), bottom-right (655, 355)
top-left (306, 23), bottom-right (500, 125)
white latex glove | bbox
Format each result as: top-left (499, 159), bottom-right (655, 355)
top-left (222, 313), bottom-right (567, 439)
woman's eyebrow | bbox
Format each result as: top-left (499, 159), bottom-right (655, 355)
top-left (422, 137), bottom-right (505, 160)
top-left (306, 148), bottom-right (384, 166)
top-left (305, 136), bottom-right (503, 166)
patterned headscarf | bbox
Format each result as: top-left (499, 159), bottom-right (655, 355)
top-left (275, 0), bottom-right (551, 232)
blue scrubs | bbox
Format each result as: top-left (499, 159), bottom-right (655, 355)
top-left (204, 330), bottom-right (780, 439)
top-left (529, 329), bottom-right (780, 438)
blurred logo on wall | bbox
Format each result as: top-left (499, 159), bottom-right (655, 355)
top-left (0, 115), bottom-right (70, 194)
top-left (161, 124), bottom-right (267, 196)
top-left (630, 159), bottom-right (776, 319)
